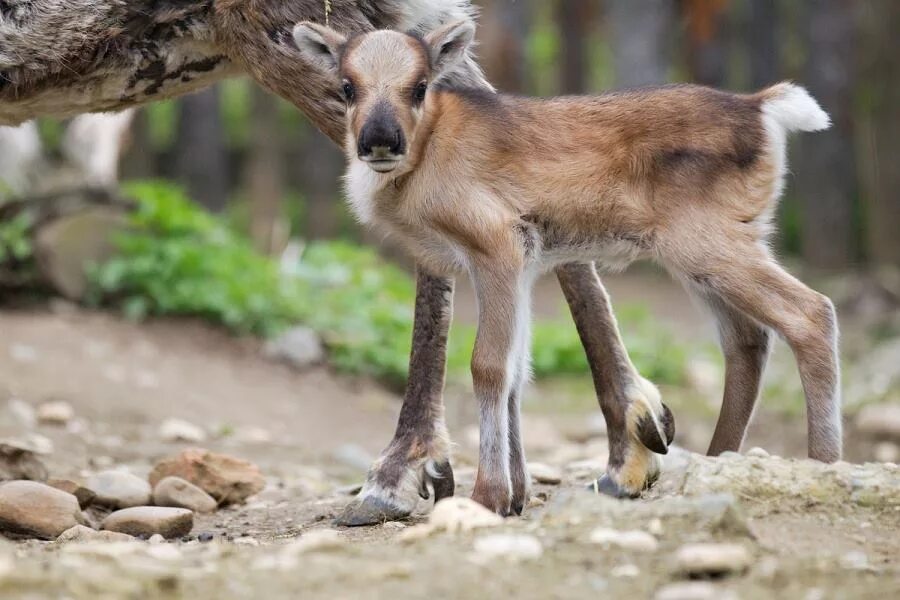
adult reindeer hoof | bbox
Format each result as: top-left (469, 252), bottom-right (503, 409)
top-left (334, 458), bottom-right (455, 527)
top-left (335, 495), bottom-right (410, 527)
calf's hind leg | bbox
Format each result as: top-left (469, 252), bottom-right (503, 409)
top-left (668, 242), bottom-right (842, 461)
top-left (696, 291), bottom-right (773, 456)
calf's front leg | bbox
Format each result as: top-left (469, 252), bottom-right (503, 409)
top-left (557, 263), bottom-right (675, 498)
top-left (470, 263), bottom-right (526, 515)
top-left (335, 269), bottom-right (455, 526)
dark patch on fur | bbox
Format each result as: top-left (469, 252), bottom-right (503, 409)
top-left (514, 221), bottom-right (539, 258)
top-left (126, 55), bottom-right (223, 97)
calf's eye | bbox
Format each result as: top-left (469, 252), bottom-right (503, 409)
top-left (413, 81), bottom-right (427, 104)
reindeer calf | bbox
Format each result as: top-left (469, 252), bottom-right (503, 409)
top-left (293, 20), bottom-right (842, 516)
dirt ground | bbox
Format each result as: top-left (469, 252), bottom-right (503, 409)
top-left (1, 271), bottom-right (898, 598)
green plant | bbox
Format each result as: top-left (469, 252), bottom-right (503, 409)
top-left (0, 213), bottom-right (33, 263)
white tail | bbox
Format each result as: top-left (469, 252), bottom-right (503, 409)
top-left (761, 82), bottom-right (831, 133)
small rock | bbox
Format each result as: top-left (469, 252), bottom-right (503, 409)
top-left (472, 534), bottom-right (543, 562)
top-left (856, 403), bottom-right (900, 440)
top-left (874, 441), bottom-right (900, 463)
top-left (197, 532), bottom-right (215, 543)
top-left (152, 476), bottom-right (217, 513)
top-left (87, 471), bottom-right (152, 509)
top-left (33, 208), bottom-right (127, 299)
top-left (648, 518), bottom-right (664, 536)
top-left (745, 447), bottom-right (770, 458)
top-left (282, 529), bottom-right (344, 554)
top-left (148, 534), bottom-right (166, 544)
top-left (263, 326), bottom-right (325, 369)
top-left (56, 524), bottom-right (133, 543)
top-left (233, 426), bottom-right (272, 444)
top-left (101, 507), bottom-right (193, 539)
top-left (428, 497), bottom-right (504, 533)
top-left (527, 462), bottom-right (562, 485)
top-left (233, 536), bottom-right (259, 546)
top-left (0, 480), bottom-right (82, 539)
top-left (675, 543), bottom-right (752, 577)
top-left (0, 441), bottom-right (48, 481)
top-left (655, 581), bottom-right (722, 600)
top-left (47, 479), bottom-right (96, 509)
top-left (159, 418), bottom-right (207, 443)
top-left (149, 448), bottom-right (265, 505)
top-left (611, 564), bottom-right (640, 578)
top-left (36, 401), bottom-right (75, 425)
top-left (589, 528), bottom-right (659, 552)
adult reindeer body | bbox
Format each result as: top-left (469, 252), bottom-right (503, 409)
top-left (2, 1), bottom-right (674, 525)
top-left (293, 21), bottom-right (841, 515)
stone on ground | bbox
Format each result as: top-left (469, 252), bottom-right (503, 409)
top-left (152, 476), bottom-right (217, 513)
top-left (56, 524), bottom-right (133, 543)
top-left (668, 453), bottom-right (900, 508)
top-left (0, 480), bottom-right (82, 539)
top-left (87, 470), bottom-right (152, 509)
top-left (655, 581), bottom-right (730, 600)
top-left (428, 497), bottom-right (504, 533)
top-left (33, 208), bottom-right (127, 300)
top-left (856, 403), bottom-right (900, 440)
top-left (472, 534), bottom-right (543, 563)
top-left (589, 527), bottom-right (659, 552)
top-left (263, 326), bottom-right (325, 369)
top-left (36, 401), bottom-right (75, 425)
top-left (0, 440), bottom-right (48, 481)
top-left (47, 478), bottom-right (96, 509)
top-left (148, 448), bottom-right (265, 505)
top-left (158, 418), bottom-right (207, 443)
top-left (101, 507), bottom-right (193, 539)
top-left (528, 462), bottom-right (562, 485)
top-left (674, 543), bottom-right (753, 577)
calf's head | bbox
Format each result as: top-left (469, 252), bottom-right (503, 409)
top-left (293, 20), bottom-right (476, 173)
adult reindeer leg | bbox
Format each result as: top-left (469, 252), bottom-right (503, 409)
top-left (336, 271), bottom-right (456, 525)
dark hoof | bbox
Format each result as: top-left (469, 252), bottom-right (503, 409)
top-left (333, 496), bottom-right (410, 527)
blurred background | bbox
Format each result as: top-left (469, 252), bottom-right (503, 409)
top-left (0, 0), bottom-right (898, 472)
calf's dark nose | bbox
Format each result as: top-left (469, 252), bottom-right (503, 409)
top-left (357, 102), bottom-right (406, 157)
